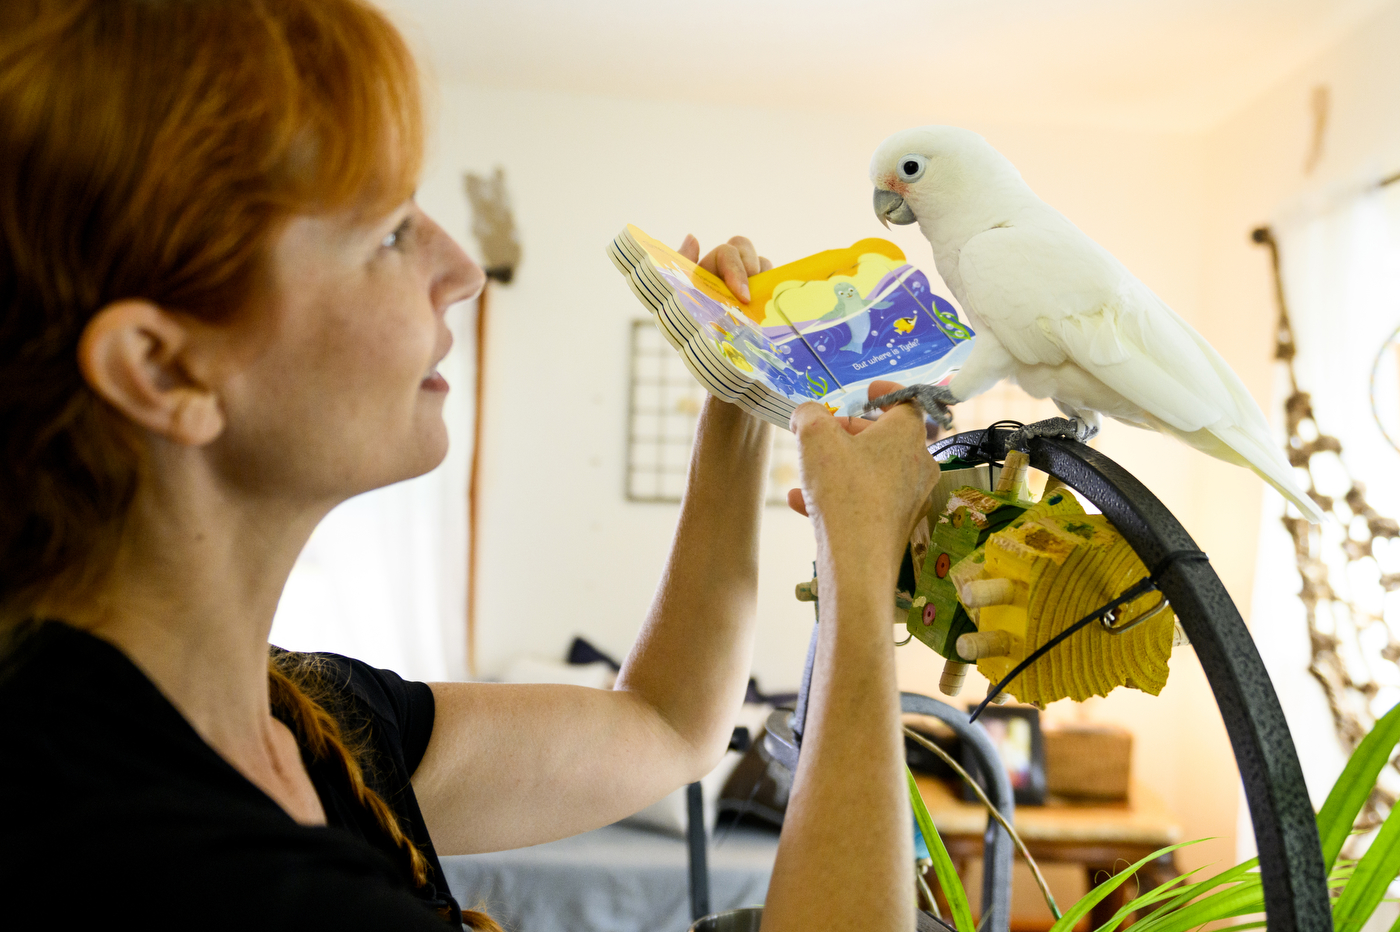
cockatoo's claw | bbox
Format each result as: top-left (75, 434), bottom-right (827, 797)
top-left (865, 384), bottom-right (956, 429)
top-left (1005, 416), bottom-right (1098, 451)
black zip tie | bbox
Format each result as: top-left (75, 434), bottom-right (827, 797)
top-left (968, 548), bottom-right (1209, 723)
top-left (972, 420), bottom-right (1024, 470)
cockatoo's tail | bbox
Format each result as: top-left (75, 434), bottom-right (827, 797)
top-left (868, 125), bottom-right (1324, 523)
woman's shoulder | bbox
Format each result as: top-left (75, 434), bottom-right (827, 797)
top-left (0, 619), bottom-right (170, 731)
top-left (0, 624), bottom-right (449, 930)
top-left (271, 648), bottom-right (437, 775)
top-left (0, 620), bottom-right (259, 802)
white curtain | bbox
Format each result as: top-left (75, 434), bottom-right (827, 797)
top-left (1240, 181), bottom-right (1400, 859)
top-left (268, 299), bottom-right (476, 682)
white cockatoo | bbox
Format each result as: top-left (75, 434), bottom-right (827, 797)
top-left (868, 125), bottom-right (1323, 523)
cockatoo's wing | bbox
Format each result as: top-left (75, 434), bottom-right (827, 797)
top-left (957, 221), bottom-right (1322, 522)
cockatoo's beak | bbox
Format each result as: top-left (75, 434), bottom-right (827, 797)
top-left (874, 188), bottom-right (917, 227)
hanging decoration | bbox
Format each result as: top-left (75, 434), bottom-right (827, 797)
top-left (1254, 225), bottom-right (1400, 830)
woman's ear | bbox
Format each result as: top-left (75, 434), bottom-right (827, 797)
top-left (77, 300), bottom-right (225, 446)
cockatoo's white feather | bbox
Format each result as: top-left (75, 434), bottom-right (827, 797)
top-left (872, 126), bottom-right (1322, 523)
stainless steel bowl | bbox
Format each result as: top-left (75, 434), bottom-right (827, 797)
top-left (688, 906), bottom-right (764, 932)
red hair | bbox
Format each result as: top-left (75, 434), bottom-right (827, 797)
top-left (0, 2), bottom-right (496, 928)
top-left (0, 0), bottom-right (423, 615)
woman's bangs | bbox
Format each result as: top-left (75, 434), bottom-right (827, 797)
top-left (285, 0), bottom-right (424, 218)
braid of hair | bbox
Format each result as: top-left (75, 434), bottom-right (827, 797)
top-left (267, 653), bottom-right (505, 932)
top-left (266, 655), bottom-right (432, 886)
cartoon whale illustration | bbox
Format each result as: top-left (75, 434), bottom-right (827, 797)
top-left (824, 283), bottom-right (873, 354)
top-left (769, 280), bottom-right (893, 359)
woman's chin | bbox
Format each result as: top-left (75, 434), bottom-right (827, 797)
top-left (404, 424), bottom-right (450, 478)
top-left (357, 423), bottom-right (450, 493)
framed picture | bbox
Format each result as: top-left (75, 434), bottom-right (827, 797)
top-left (960, 705), bottom-right (1046, 806)
top-left (624, 319), bottom-right (799, 505)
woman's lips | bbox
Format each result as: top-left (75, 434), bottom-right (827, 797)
top-left (421, 370), bottom-right (449, 392)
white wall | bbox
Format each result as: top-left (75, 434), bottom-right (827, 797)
top-left (415, 87), bottom-right (1213, 680)
top-left (411, 83), bottom-right (1247, 885)
top-left (1194, 0), bottom-right (1400, 862)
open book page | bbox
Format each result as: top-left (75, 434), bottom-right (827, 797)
top-left (610, 224), bottom-right (975, 429)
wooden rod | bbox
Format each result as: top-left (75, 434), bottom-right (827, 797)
top-left (466, 282), bottom-right (490, 678)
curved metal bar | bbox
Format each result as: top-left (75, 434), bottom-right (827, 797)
top-left (929, 428), bottom-right (1331, 932)
top-left (902, 692), bottom-right (1014, 932)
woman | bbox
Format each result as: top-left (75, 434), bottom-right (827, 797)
top-left (0, 1), bottom-right (939, 929)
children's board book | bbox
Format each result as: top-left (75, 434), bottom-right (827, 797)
top-left (609, 224), bottom-right (975, 429)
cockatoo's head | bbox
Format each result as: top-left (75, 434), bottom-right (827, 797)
top-left (869, 125), bottom-right (1022, 229)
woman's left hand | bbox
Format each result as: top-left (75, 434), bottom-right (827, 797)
top-left (678, 234), bottom-right (772, 304)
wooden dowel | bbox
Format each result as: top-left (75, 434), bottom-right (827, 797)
top-left (466, 283), bottom-right (490, 678)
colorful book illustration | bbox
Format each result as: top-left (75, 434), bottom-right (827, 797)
top-left (609, 224), bottom-right (976, 429)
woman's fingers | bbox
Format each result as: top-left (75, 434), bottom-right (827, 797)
top-left (727, 236), bottom-right (761, 276)
top-left (867, 397), bottom-right (933, 450)
top-left (789, 400), bottom-right (841, 438)
top-left (677, 234), bottom-right (701, 263)
top-left (867, 379), bottom-right (906, 403)
top-left (698, 236), bottom-right (767, 304)
top-left (789, 396), bottom-right (939, 554)
top-left (712, 245), bottom-right (751, 302)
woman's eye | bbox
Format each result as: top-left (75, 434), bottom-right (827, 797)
top-left (897, 154), bottom-right (927, 182)
top-left (382, 218), bottom-right (412, 250)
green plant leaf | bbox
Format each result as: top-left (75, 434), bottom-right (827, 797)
top-left (1128, 878), bottom-right (1264, 932)
top-left (908, 765), bottom-right (975, 932)
top-left (1319, 701), bottom-right (1400, 870)
top-left (1333, 800), bottom-right (1400, 932)
top-left (1128, 857), bottom-right (1260, 932)
top-left (1090, 867), bottom-right (1207, 932)
top-left (1048, 841), bottom-right (1198, 932)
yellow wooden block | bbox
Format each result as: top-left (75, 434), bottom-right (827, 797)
top-left (963, 489), bottom-right (1176, 707)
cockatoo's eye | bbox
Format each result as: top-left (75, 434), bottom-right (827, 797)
top-left (897, 154), bottom-right (927, 183)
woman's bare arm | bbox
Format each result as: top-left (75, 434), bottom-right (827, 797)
top-left (413, 238), bottom-right (777, 854)
top-left (761, 393), bottom-right (939, 931)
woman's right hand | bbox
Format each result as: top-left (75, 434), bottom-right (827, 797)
top-left (788, 380), bottom-right (941, 571)
top-left (763, 379), bottom-right (938, 932)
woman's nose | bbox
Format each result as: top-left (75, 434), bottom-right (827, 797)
top-left (426, 215), bottom-right (486, 310)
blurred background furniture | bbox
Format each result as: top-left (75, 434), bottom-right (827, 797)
top-left (439, 820), bottom-right (778, 932)
top-left (913, 773), bottom-right (1184, 929)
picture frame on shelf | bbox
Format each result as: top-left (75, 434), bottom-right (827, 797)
top-left (961, 705), bottom-right (1046, 806)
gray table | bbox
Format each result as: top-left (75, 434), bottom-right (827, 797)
top-left (440, 821), bottom-right (779, 932)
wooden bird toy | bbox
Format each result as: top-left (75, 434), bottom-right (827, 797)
top-left (904, 451), bottom-right (1178, 707)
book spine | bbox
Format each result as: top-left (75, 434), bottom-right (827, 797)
top-left (610, 231), bottom-right (797, 430)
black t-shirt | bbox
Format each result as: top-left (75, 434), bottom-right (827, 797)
top-left (0, 621), bottom-right (463, 930)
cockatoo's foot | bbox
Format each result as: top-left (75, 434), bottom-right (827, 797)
top-left (1006, 416), bottom-right (1098, 451)
top-left (864, 384), bottom-right (957, 429)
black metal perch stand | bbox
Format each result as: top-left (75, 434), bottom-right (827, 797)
top-left (765, 426), bottom-right (1331, 932)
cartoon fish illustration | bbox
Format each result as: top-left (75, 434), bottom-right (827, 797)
top-left (719, 342), bottom-right (755, 372)
top-left (711, 320), bottom-right (795, 374)
top-left (893, 315), bottom-right (918, 334)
